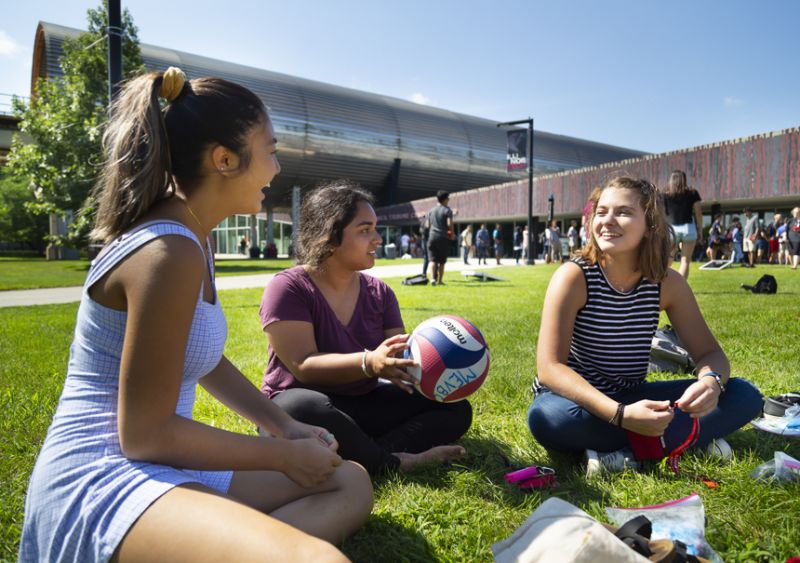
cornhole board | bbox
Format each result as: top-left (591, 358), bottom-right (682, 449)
top-left (699, 257), bottom-right (734, 270)
top-left (462, 270), bottom-right (508, 282)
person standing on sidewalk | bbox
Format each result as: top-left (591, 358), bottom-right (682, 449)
top-left (460, 224), bottom-right (473, 265)
top-left (420, 215), bottom-right (430, 278)
top-left (513, 226), bottom-right (524, 264)
top-left (788, 206), bottom-right (800, 270)
top-left (426, 191), bottom-right (454, 285)
top-left (476, 224), bottom-right (490, 265)
top-left (742, 207), bottom-right (758, 268)
top-left (493, 224), bottom-right (504, 265)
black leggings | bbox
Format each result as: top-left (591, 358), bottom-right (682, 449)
top-left (272, 384), bottom-right (473, 475)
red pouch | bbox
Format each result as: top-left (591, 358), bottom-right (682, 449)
top-left (626, 431), bottom-right (665, 461)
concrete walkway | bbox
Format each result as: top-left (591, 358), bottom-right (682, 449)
top-left (0, 258), bottom-right (531, 308)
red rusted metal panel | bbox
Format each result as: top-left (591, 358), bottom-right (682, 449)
top-left (377, 127), bottom-right (800, 224)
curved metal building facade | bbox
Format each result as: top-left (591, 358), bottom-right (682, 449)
top-left (32, 22), bottom-right (645, 208)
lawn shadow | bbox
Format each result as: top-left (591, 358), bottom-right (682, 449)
top-left (693, 290), bottom-right (798, 296)
top-left (450, 277), bottom-right (514, 288)
top-left (63, 262), bottom-right (91, 272)
top-left (344, 511), bottom-right (436, 563)
top-left (399, 306), bottom-right (455, 314)
top-left (375, 437), bottom-right (582, 507)
top-left (214, 263), bottom-right (288, 275)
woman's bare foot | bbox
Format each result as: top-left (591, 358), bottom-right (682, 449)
top-left (394, 445), bottom-right (466, 472)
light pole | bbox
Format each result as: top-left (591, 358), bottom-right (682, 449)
top-left (107, 0), bottom-right (122, 105)
top-left (497, 118), bottom-right (535, 264)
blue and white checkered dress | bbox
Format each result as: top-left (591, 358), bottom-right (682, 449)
top-left (19, 221), bottom-right (232, 562)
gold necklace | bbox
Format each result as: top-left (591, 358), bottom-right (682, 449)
top-left (182, 199), bottom-right (204, 232)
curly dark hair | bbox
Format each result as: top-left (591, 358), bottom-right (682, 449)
top-left (295, 181), bottom-right (375, 268)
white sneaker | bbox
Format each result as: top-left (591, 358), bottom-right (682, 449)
top-left (585, 448), bottom-right (640, 478)
top-left (700, 438), bottom-right (733, 461)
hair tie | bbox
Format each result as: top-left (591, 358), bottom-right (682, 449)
top-left (159, 66), bottom-right (186, 102)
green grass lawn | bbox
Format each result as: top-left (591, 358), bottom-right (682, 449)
top-left (0, 256), bottom-right (418, 290)
top-left (1, 264), bottom-right (799, 561)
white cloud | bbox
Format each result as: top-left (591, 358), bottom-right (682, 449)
top-left (0, 31), bottom-right (23, 57)
top-left (409, 92), bottom-right (431, 105)
top-left (723, 96), bottom-right (744, 108)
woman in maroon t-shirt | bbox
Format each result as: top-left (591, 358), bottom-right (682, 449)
top-left (260, 183), bottom-right (472, 475)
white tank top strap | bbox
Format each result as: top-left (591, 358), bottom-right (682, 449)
top-left (86, 221), bottom-right (207, 290)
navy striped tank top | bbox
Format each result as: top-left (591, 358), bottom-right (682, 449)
top-left (567, 257), bottom-right (661, 393)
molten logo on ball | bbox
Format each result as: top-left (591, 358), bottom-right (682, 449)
top-left (404, 315), bottom-right (490, 402)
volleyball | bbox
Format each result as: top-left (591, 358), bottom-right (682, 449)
top-left (404, 315), bottom-right (490, 402)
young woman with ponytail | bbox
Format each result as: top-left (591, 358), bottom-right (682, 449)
top-left (19, 67), bottom-right (372, 563)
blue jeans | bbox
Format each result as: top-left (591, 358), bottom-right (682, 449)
top-left (733, 241), bottom-right (744, 263)
top-left (527, 378), bottom-right (762, 453)
top-left (463, 246), bottom-right (470, 264)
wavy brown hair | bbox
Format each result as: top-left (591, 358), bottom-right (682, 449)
top-left (579, 176), bottom-right (673, 282)
top-left (91, 71), bottom-right (266, 242)
top-left (296, 182), bottom-right (375, 268)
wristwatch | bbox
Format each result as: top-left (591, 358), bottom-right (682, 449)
top-left (702, 371), bottom-right (726, 394)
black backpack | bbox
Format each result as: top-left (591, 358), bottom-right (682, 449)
top-left (648, 325), bottom-right (695, 374)
top-left (401, 274), bottom-right (428, 286)
top-left (741, 274), bottom-right (777, 294)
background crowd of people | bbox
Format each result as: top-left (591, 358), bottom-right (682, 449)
top-left (387, 172), bottom-right (800, 275)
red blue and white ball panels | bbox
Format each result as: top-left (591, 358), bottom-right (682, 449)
top-left (404, 315), bottom-right (490, 402)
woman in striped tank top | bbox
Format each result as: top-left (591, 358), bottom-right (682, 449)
top-left (527, 177), bottom-right (761, 477)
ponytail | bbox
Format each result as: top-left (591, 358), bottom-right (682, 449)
top-left (91, 70), bottom-right (178, 241)
top-left (91, 67), bottom-right (266, 242)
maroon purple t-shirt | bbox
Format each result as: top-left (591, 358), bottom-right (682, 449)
top-left (259, 266), bottom-right (404, 397)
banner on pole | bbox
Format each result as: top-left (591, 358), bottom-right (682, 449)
top-left (506, 129), bottom-right (528, 171)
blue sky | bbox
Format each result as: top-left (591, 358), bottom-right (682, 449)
top-left (1, 0), bottom-right (799, 154)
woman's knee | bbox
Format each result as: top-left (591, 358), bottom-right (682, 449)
top-left (274, 389), bottom-right (335, 424)
top-left (447, 399), bottom-right (473, 435)
top-left (332, 461), bottom-right (374, 528)
top-left (336, 461), bottom-right (373, 498)
top-left (724, 378), bottom-right (763, 420)
top-left (527, 401), bottom-right (565, 450)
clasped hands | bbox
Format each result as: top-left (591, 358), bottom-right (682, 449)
top-left (618, 378), bottom-right (721, 437)
top-left (277, 419), bottom-right (342, 488)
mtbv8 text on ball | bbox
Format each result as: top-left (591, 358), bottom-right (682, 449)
top-left (404, 315), bottom-right (490, 403)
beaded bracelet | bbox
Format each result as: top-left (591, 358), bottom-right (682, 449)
top-left (608, 402), bottom-right (625, 427)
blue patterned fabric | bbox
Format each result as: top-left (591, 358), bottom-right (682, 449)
top-left (19, 221), bottom-right (231, 562)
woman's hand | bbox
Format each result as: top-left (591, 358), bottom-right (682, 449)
top-left (280, 419), bottom-right (339, 451)
top-left (367, 333), bottom-right (418, 393)
top-left (281, 438), bottom-right (342, 487)
top-left (621, 399), bottom-right (674, 436)
top-left (675, 378), bottom-right (720, 418)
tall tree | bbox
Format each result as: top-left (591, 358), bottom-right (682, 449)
top-left (7, 3), bottom-right (143, 251)
top-left (0, 171), bottom-right (48, 251)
